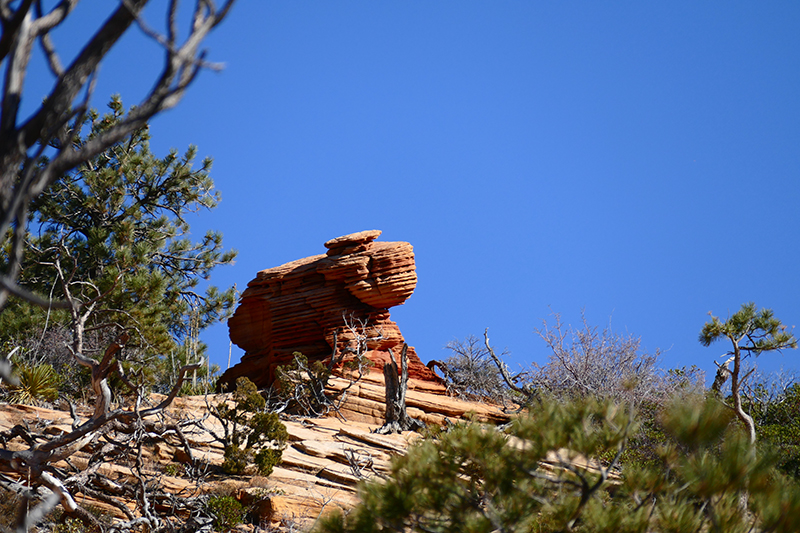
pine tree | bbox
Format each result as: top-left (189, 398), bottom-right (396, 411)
top-left (3, 97), bottom-right (236, 389)
top-left (316, 396), bottom-right (800, 533)
top-left (700, 302), bottom-right (797, 444)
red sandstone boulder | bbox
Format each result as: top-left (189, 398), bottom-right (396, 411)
top-left (219, 231), bottom-right (442, 391)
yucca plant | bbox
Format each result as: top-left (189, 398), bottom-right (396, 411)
top-left (8, 363), bottom-right (60, 405)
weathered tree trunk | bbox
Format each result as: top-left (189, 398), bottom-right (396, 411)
top-left (376, 343), bottom-right (424, 434)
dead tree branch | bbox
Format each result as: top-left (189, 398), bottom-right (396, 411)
top-left (271, 316), bottom-right (376, 419)
top-left (376, 343), bottom-right (424, 434)
top-left (484, 328), bottom-right (536, 406)
top-left (0, 0), bottom-right (236, 312)
top-left (0, 337), bottom-right (205, 531)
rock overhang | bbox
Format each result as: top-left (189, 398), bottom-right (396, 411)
top-left (219, 230), bottom-right (442, 391)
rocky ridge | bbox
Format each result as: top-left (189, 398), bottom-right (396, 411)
top-left (0, 375), bottom-right (509, 532)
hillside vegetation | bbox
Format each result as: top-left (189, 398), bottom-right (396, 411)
top-left (1, 304), bottom-right (799, 532)
top-left (0, 51), bottom-right (797, 532)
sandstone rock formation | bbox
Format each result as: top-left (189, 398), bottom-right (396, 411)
top-left (0, 379), bottom-right (510, 531)
top-left (219, 230), bottom-right (442, 392)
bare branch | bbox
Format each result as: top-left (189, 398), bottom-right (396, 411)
top-left (484, 328), bottom-right (533, 401)
top-left (0, 3), bottom-right (237, 528)
top-left (376, 343), bottom-right (424, 434)
top-left (0, 0), bottom-right (236, 310)
top-left (0, 274), bottom-right (71, 308)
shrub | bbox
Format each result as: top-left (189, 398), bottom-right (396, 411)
top-left (315, 396), bottom-right (800, 533)
top-left (529, 311), bottom-right (670, 405)
top-left (179, 378), bottom-right (214, 397)
top-left (254, 448), bottom-right (283, 477)
top-left (212, 377), bottom-right (288, 476)
top-left (52, 518), bottom-right (93, 533)
top-left (222, 445), bottom-right (250, 476)
top-left (47, 504), bottom-right (110, 533)
top-left (7, 362), bottom-right (60, 405)
top-left (274, 349), bottom-right (372, 417)
top-left (207, 495), bottom-right (244, 532)
top-left (748, 380), bottom-right (800, 479)
top-left (275, 352), bottom-right (336, 416)
top-left (438, 335), bottom-right (509, 403)
top-left (273, 320), bottom-right (375, 417)
top-left (0, 490), bottom-right (21, 531)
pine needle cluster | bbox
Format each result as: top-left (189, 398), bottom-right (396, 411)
top-left (317, 396), bottom-right (800, 533)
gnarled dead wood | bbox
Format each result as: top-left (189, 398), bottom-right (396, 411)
top-left (376, 343), bottom-right (424, 434)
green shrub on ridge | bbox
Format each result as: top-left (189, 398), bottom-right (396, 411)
top-left (316, 395), bottom-right (800, 533)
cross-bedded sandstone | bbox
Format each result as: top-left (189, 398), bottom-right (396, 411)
top-left (219, 231), bottom-right (442, 391)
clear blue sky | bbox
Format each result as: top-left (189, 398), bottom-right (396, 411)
top-left (27, 2), bottom-right (800, 383)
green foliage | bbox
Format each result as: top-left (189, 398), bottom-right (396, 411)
top-left (7, 362), bottom-right (60, 405)
top-left (700, 302), bottom-right (797, 354)
top-left (214, 377), bottom-right (288, 476)
top-left (700, 302), bottom-right (797, 443)
top-left (316, 396), bottom-right (800, 533)
top-left (611, 399), bottom-right (668, 469)
top-left (163, 463), bottom-right (181, 476)
top-left (222, 445), bottom-right (250, 476)
top-left (610, 365), bottom-right (708, 470)
top-left (52, 517), bottom-right (93, 533)
top-left (174, 361), bottom-right (220, 396)
top-left (254, 447), bottom-right (283, 477)
top-left (317, 398), bottom-right (636, 533)
top-left (207, 495), bottom-right (245, 532)
top-left (749, 382), bottom-right (800, 479)
top-left (2, 96), bottom-right (236, 389)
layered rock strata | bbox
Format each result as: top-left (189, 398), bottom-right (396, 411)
top-left (0, 384), bottom-right (510, 531)
top-left (219, 230), bottom-right (442, 391)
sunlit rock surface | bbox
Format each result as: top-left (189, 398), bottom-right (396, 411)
top-left (219, 230), bottom-right (443, 392)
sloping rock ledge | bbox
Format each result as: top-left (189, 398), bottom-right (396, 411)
top-left (0, 374), bottom-right (509, 532)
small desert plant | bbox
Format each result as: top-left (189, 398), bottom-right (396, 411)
top-left (52, 517), bottom-right (92, 533)
top-left (211, 377), bottom-right (288, 476)
top-left (0, 490), bottom-right (21, 531)
top-left (47, 504), bottom-right (109, 533)
top-left (7, 362), bottom-right (60, 405)
top-left (207, 495), bottom-right (245, 532)
top-left (163, 463), bottom-right (181, 476)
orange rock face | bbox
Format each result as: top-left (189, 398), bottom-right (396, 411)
top-left (219, 230), bottom-right (442, 391)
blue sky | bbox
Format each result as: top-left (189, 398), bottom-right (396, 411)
top-left (26, 2), bottom-right (800, 382)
